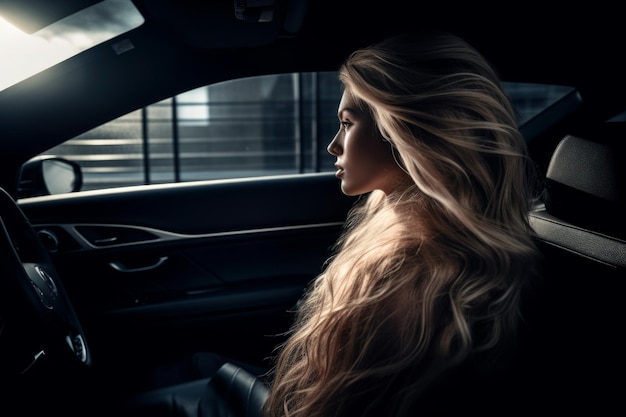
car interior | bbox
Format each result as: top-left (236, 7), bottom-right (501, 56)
top-left (0, 0), bottom-right (625, 416)
top-left (522, 123), bottom-right (625, 413)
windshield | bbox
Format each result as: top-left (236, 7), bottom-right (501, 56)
top-left (0, 0), bottom-right (144, 92)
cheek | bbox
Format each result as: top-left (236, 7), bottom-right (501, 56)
top-left (359, 138), bottom-right (396, 171)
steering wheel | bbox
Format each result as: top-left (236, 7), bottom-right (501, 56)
top-left (0, 187), bottom-right (90, 378)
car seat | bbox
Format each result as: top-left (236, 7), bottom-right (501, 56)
top-left (120, 360), bottom-right (267, 417)
top-left (524, 122), bottom-right (625, 414)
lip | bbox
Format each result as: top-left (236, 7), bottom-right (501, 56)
top-left (334, 163), bottom-right (344, 177)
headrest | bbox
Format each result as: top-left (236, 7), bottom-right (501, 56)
top-left (544, 122), bottom-right (626, 239)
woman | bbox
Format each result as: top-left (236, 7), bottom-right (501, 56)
top-left (126, 30), bottom-right (540, 417)
top-left (262, 31), bottom-right (539, 417)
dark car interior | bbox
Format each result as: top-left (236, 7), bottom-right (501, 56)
top-left (0, 1), bottom-right (625, 416)
top-left (523, 123), bottom-right (625, 413)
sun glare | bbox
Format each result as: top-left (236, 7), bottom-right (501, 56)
top-left (0, 0), bottom-right (144, 92)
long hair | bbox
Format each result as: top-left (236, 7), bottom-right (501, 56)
top-left (264, 31), bottom-right (539, 417)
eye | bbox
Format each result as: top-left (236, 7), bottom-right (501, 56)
top-left (339, 121), bottom-right (352, 130)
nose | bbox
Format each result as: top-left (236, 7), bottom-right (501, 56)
top-left (327, 131), bottom-right (342, 156)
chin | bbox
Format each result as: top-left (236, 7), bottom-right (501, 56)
top-left (340, 185), bottom-right (357, 196)
top-left (341, 185), bottom-right (367, 197)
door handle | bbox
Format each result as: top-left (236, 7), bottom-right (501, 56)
top-left (109, 256), bottom-right (168, 273)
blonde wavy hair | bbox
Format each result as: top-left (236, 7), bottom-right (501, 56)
top-left (264, 31), bottom-right (539, 417)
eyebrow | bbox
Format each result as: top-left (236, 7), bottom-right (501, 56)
top-left (337, 107), bottom-right (358, 119)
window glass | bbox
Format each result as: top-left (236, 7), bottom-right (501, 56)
top-left (40, 74), bottom-right (573, 192)
top-left (503, 82), bottom-right (574, 125)
top-left (0, 0), bottom-right (144, 92)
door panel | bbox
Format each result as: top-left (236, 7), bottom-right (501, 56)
top-left (18, 172), bottom-right (356, 374)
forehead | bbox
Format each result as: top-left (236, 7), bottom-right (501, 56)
top-left (337, 90), bottom-right (365, 116)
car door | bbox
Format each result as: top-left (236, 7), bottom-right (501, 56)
top-left (18, 173), bottom-right (356, 374)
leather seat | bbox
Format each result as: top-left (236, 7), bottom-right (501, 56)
top-left (524, 122), bottom-right (625, 414)
top-left (122, 362), bottom-right (268, 417)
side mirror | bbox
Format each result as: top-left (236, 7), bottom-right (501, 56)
top-left (17, 156), bottom-right (83, 198)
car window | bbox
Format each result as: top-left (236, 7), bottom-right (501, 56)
top-left (35, 73), bottom-right (574, 193)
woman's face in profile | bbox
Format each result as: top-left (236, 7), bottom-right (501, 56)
top-left (327, 91), bottom-right (407, 196)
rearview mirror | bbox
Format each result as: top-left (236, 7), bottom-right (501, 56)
top-left (17, 156), bottom-right (83, 198)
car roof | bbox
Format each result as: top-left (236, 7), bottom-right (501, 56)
top-left (1, 0), bottom-right (625, 162)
